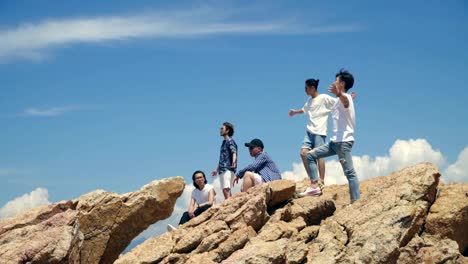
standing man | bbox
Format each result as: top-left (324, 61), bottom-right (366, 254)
top-left (233, 138), bottom-right (282, 192)
top-left (301, 69), bottom-right (360, 204)
top-left (212, 122), bottom-right (237, 199)
top-left (289, 79), bottom-right (336, 188)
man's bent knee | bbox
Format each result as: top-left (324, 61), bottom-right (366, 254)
top-left (300, 148), bottom-right (309, 158)
top-left (306, 149), bottom-right (318, 161)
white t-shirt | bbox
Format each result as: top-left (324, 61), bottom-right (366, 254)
top-left (302, 94), bottom-right (337, 136)
top-left (191, 184), bottom-right (214, 204)
top-left (330, 93), bottom-right (355, 142)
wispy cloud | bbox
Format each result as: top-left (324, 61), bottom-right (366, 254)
top-left (22, 105), bottom-right (85, 117)
top-left (0, 168), bottom-right (20, 176)
top-left (0, 7), bottom-right (362, 62)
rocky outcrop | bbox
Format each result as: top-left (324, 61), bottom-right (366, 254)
top-left (398, 183), bottom-right (468, 263)
top-left (0, 177), bottom-right (185, 264)
top-left (118, 162), bottom-right (467, 263)
top-left (2, 163), bottom-right (466, 263)
top-left (115, 180), bottom-right (334, 263)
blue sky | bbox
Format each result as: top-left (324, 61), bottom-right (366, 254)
top-left (1, 0), bottom-right (467, 217)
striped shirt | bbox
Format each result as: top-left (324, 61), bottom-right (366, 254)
top-left (236, 152), bottom-right (281, 182)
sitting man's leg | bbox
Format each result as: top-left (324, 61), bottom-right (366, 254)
top-left (193, 204), bottom-right (211, 217)
top-left (241, 171), bottom-right (262, 192)
top-left (178, 211), bottom-right (191, 225)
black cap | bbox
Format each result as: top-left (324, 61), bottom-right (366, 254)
top-left (244, 138), bottom-right (264, 149)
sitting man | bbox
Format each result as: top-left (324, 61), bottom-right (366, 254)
top-left (168, 170), bottom-right (216, 231)
top-left (233, 138), bottom-right (282, 192)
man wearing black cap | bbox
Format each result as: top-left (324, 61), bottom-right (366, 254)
top-left (233, 138), bottom-right (282, 192)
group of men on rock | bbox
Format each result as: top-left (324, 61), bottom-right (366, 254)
top-left (169, 69), bottom-right (360, 230)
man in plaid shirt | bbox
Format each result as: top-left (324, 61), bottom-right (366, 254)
top-left (233, 138), bottom-right (281, 192)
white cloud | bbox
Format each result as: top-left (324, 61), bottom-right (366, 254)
top-left (0, 188), bottom-right (51, 219)
top-left (22, 106), bottom-right (84, 117)
top-left (444, 147), bottom-right (468, 183)
top-left (0, 8), bottom-right (362, 62)
top-left (282, 138), bottom-right (448, 185)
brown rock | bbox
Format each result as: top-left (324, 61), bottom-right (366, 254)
top-left (117, 163), bottom-right (467, 264)
top-left (224, 189), bottom-right (268, 231)
top-left (194, 229), bottom-right (230, 253)
top-left (425, 183), bottom-right (468, 254)
top-left (173, 220), bottom-right (229, 253)
top-left (398, 235), bottom-right (467, 264)
top-left (114, 232), bottom-right (175, 264)
top-left (286, 240), bottom-right (309, 264)
top-left (211, 226), bottom-right (257, 262)
top-left (289, 196), bottom-right (336, 225)
top-left (0, 177), bottom-right (185, 264)
top-left (266, 180), bottom-right (296, 207)
top-left (308, 162), bottom-right (441, 263)
top-left (223, 238), bottom-right (289, 263)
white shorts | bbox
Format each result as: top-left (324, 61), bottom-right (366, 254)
top-left (220, 170), bottom-right (234, 189)
top-left (252, 173), bottom-right (263, 186)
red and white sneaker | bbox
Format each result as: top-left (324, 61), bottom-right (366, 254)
top-left (298, 186), bottom-right (322, 197)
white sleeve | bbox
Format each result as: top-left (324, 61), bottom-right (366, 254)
top-left (301, 101), bottom-right (307, 112)
top-left (324, 94), bottom-right (337, 110)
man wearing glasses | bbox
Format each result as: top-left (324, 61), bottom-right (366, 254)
top-left (233, 138), bottom-right (282, 192)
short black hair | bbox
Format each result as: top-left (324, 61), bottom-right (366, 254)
top-left (335, 69), bottom-right (354, 92)
top-left (305, 79), bottom-right (320, 90)
top-left (192, 170), bottom-right (207, 189)
top-left (223, 122), bottom-right (234, 137)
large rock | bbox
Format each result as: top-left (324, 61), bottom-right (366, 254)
top-left (116, 180), bottom-right (308, 263)
top-left (307, 162), bottom-right (441, 263)
top-left (397, 182), bottom-right (468, 263)
top-left (118, 163), bottom-right (467, 263)
top-left (6, 162), bottom-right (466, 263)
top-left (0, 177), bottom-right (185, 264)
top-left (398, 235), bottom-right (467, 264)
top-left (425, 183), bottom-right (468, 254)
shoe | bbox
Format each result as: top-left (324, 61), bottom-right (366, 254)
top-left (167, 224), bottom-right (177, 232)
top-left (298, 186), bottom-right (322, 197)
top-left (318, 181), bottom-right (325, 190)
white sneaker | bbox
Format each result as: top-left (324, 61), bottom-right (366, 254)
top-left (167, 224), bottom-right (177, 232)
top-left (298, 186), bottom-right (322, 197)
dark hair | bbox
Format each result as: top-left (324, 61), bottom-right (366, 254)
top-left (192, 170), bottom-right (207, 189)
top-left (223, 122), bottom-right (234, 137)
top-left (335, 69), bottom-right (354, 92)
top-left (305, 79), bottom-right (320, 90)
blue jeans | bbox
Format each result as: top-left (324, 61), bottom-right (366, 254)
top-left (306, 141), bottom-right (360, 201)
top-left (301, 131), bottom-right (326, 150)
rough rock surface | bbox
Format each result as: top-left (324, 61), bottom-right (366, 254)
top-left (2, 162), bottom-right (467, 263)
top-left (0, 177), bottom-right (185, 264)
top-left (118, 162), bottom-right (468, 263)
top-left (115, 180), bottom-right (320, 263)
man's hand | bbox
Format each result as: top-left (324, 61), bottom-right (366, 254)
top-left (351, 92), bottom-right (357, 99)
top-left (288, 109), bottom-right (296, 117)
top-left (328, 84), bottom-right (339, 96)
top-left (211, 170), bottom-right (217, 177)
top-left (232, 176), bottom-right (239, 186)
top-left (188, 210), bottom-right (195, 218)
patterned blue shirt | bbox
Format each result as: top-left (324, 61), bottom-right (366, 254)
top-left (218, 138), bottom-right (238, 174)
top-left (236, 152), bottom-right (281, 182)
